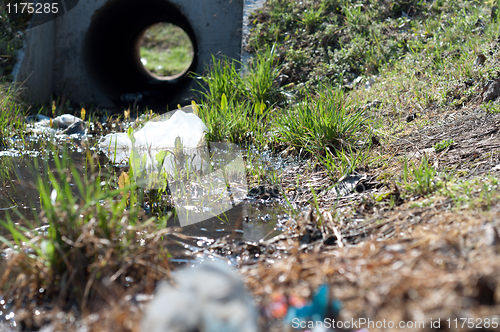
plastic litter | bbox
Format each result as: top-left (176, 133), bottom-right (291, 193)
top-left (141, 261), bottom-right (259, 332)
top-left (265, 284), bottom-right (341, 328)
top-left (99, 110), bottom-right (208, 169)
top-left (284, 284), bottom-right (341, 325)
top-left (133, 110), bottom-right (208, 149)
top-left (25, 114), bottom-right (86, 135)
top-left (99, 109), bottom-right (247, 227)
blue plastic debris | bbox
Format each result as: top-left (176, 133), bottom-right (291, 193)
top-left (284, 284), bottom-right (342, 327)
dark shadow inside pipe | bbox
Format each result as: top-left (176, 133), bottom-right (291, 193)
top-left (84, 0), bottom-right (198, 109)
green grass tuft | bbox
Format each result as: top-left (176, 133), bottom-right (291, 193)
top-left (275, 84), bottom-right (366, 154)
top-left (433, 139), bottom-right (454, 153)
top-left (402, 157), bottom-right (440, 197)
top-left (0, 84), bottom-right (25, 147)
top-left (0, 147), bottom-right (172, 311)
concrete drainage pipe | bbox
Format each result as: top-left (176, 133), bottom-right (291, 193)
top-left (15, 0), bottom-right (243, 109)
top-left (84, 0), bottom-right (197, 107)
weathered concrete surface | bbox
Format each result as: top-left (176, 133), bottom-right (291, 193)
top-left (15, 20), bottom-right (55, 103)
top-left (15, 0), bottom-right (244, 109)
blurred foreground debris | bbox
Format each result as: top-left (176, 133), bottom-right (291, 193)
top-left (141, 261), bottom-right (259, 332)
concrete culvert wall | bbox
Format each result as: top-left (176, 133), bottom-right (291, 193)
top-left (15, 0), bottom-right (244, 109)
top-left (84, 0), bottom-right (198, 107)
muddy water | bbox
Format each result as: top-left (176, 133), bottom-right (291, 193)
top-left (0, 140), bottom-right (287, 244)
top-left (0, 141), bottom-right (107, 234)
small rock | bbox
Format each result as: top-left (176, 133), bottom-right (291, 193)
top-left (343, 76), bottom-right (363, 90)
top-left (474, 54), bottom-right (486, 67)
top-left (406, 113), bottom-right (419, 122)
top-left (464, 78), bottom-right (475, 87)
top-left (26, 113), bottom-right (86, 136)
top-left (53, 114), bottom-right (82, 129)
top-left (384, 244), bottom-right (405, 253)
top-left (475, 18), bottom-right (486, 28)
top-left (362, 100), bottom-right (382, 111)
top-left (484, 223), bottom-right (500, 247)
top-left (472, 19), bottom-right (486, 34)
top-left (443, 48), bottom-right (462, 59)
top-left (275, 74), bottom-right (289, 87)
top-left (481, 79), bottom-right (500, 103)
top-left (333, 174), bottom-right (366, 196)
top-left (365, 77), bottom-right (375, 90)
top-left (60, 120), bottom-right (85, 135)
top-left (248, 185), bottom-right (280, 200)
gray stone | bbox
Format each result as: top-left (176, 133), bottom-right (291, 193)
top-left (484, 223), bottom-right (500, 246)
top-left (482, 78), bottom-right (500, 102)
top-left (60, 120), bottom-right (85, 135)
top-left (362, 100), bottom-right (382, 111)
top-left (53, 114), bottom-right (82, 129)
top-left (474, 54), bottom-right (486, 66)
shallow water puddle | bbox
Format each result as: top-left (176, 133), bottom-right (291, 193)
top-left (0, 141), bottom-right (287, 245)
top-left (0, 142), bottom-right (106, 234)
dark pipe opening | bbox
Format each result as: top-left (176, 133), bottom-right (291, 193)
top-left (84, 0), bottom-right (198, 109)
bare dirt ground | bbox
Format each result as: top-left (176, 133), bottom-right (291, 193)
top-left (238, 105), bottom-right (500, 331)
